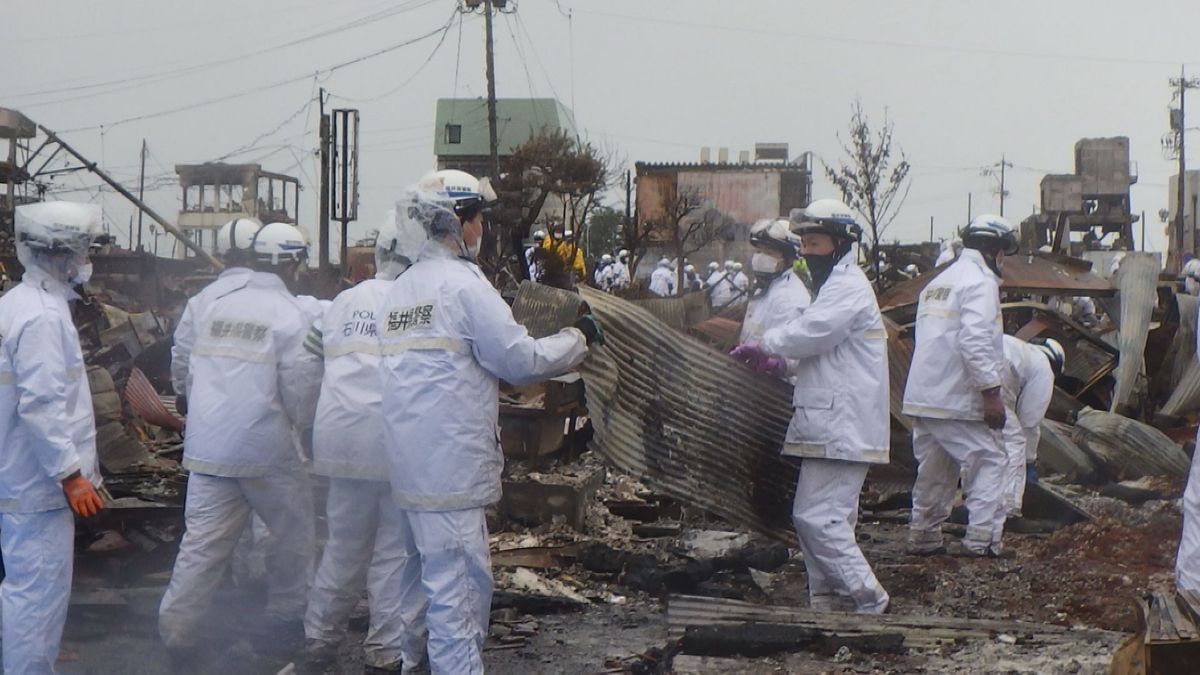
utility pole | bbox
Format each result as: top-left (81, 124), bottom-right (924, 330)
top-left (967, 192), bottom-right (973, 224)
top-left (982, 155), bottom-right (1012, 216)
top-left (483, 0), bottom-right (501, 178)
top-left (1169, 67), bottom-right (1200, 270)
top-left (929, 216), bottom-right (934, 241)
top-left (136, 139), bottom-right (146, 251)
top-left (318, 87), bottom-right (331, 271)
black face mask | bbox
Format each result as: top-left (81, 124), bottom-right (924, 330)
top-left (802, 253), bottom-right (838, 293)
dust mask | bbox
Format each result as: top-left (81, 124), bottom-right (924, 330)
top-left (751, 252), bottom-right (782, 275)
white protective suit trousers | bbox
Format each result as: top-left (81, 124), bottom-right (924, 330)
top-left (306, 479), bottom-right (428, 669)
top-left (1002, 424), bottom-right (1039, 517)
top-left (1177, 445), bottom-right (1200, 592)
top-left (159, 470), bottom-right (315, 648)
top-left (404, 508), bottom-right (491, 675)
top-left (0, 508), bottom-right (74, 674)
top-left (910, 417), bottom-right (1007, 554)
top-left (792, 459), bottom-right (889, 614)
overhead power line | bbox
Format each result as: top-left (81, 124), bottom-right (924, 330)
top-left (59, 12), bottom-right (458, 132)
top-left (575, 8), bottom-right (1200, 67)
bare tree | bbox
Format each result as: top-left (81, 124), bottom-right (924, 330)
top-left (658, 184), bottom-right (723, 291)
top-left (487, 129), bottom-right (609, 287)
top-left (823, 99), bottom-right (911, 289)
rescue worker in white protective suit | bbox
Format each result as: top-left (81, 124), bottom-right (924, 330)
top-left (303, 216), bottom-right (430, 671)
top-left (159, 222), bottom-right (323, 660)
top-left (0, 202), bottom-right (106, 673)
top-left (609, 250), bottom-right (631, 290)
top-left (935, 238), bottom-right (963, 267)
top-left (1184, 257), bottom-right (1200, 296)
top-left (904, 214), bottom-right (1017, 557)
top-left (1179, 298), bottom-right (1200, 591)
top-left (683, 264), bottom-right (702, 293)
top-left (731, 262), bottom-right (750, 304)
top-left (736, 219), bottom-right (810, 346)
top-left (709, 260), bottom-right (738, 309)
top-left (170, 218), bottom-right (262, 426)
top-left (378, 170), bottom-right (601, 673)
top-left (648, 257), bottom-right (676, 296)
top-left (525, 230), bottom-right (547, 282)
top-left (703, 261), bottom-right (720, 290)
top-left (594, 253), bottom-right (614, 290)
top-left (998, 335), bottom-right (1059, 517)
top-left (729, 199), bottom-right (891, 613)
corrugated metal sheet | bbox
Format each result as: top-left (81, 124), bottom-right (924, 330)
top-left (1072, 409), bottom-right (1190, 479)
top-left (124, 367), bottom-right (183, 432)
top-left (629, 293), bottom-right (710, 331)
top-left (510, 281), bottom-right (586, 339)
top-left (1039, 420), bottom-right (1100, 483)
top-left (1110, 253), bottom-right (1157, 413)
top-left (676, 171), bottom-right (781, 224)
top-left (576, 286), bottom-right (800, 543)
top-left (666, 595), bottom-right (1117, 646)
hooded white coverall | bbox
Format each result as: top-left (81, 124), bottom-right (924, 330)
top-left (903, 248), bottom-right (1008, 555)
top-left (741, 270), bottom-right (811, 347)
top-left (1000, 335), bottom-right (1054, 516)
top-left (708, 271), bottom-right (737, 309)
top-left (648, 263), bottom-right (675, 296)
top-left (609, 260), bottom-right (630, 290)
top-left (1178, 309), bottom-right (1200, 592)
top-left (761, 253), bottom-right (891, 614)
top-left (732, 271), bottom-right (751, 305)
top-left (379, 241), bottom-right (588, 674)
top-left (0, 266), bottom-right (103, 673)
top-left (170, 266), bottom-right (255, 397)
top-left (159, 272), bottom-right (323, 648)
top-left (304, 276), bottom-right (429, 670)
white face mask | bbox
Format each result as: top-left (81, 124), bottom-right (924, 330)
top-left (69, 259), bottom-right (93, 285)
top-left (751, 252), bottom-right (782, 275)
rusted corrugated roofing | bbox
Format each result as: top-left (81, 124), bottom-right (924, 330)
top-left (1072, 409), bottom-right (1190, 479)
top-left (124, 368), bottom-right (183, 432)
top-left (629, 293), bottom-right (710, 331)
top-left (510, 281), bottom-right (586, 339)
top-left (878, 252), bottom-right (1114, 312)
top-left (576, 286), bottom-right (800, 543)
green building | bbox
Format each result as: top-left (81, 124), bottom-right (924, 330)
top-left (434, 97), bottom-right (576, 177)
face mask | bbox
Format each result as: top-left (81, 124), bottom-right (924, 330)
top-left (802, 253), bottom-right (838, 293)
top-left (466, 239), bottom-right (481, 260)
top-left (751, 252), bottom-right (782, 275)
top-left (70, 261), bottom-right (93, 286)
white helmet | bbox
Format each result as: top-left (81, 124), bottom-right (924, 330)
top-left (418, 169), bottom-right (497, 219)
top-left (253, 222), bottom-right (309, 265)
top-left (707, 261), bottom-right (719, 272)
top-left (657, 257), bottom-right (671, 268)
top-left (15, 201), bottom-right (102, 283)
top-left (601, 253), bottom-right (614, 263)
top-left (724, 260), bottom-right (735, 271)
top-left (533, 229), bottom-right (547, 242)
top-left (216, 217), bottom-right (262, 257)
top-left (1031, 337), bottom-right (1065, 376)
top-left (962, 214), bottom-right (1019, 255)
top-left (375, 209), bottom-right (427, 280)
top-left (733, 262), bottom-right (744, 272)
top-left (685, 264), bottom-right (696, 273)
top-left (618, 248), bottom-right (629, 259)
top-left (904, 263), bottom-right (919, 275)
top-left (749, 218), bottom-right (801, 257)
top-left (790, 199), bottom-right (862, 244)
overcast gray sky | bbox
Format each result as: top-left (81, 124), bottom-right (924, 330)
top-left (5, 0), bottom-right (1200, 258)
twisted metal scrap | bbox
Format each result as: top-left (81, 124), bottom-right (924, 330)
top-left (1110, 253), bottom-right (1157, 413)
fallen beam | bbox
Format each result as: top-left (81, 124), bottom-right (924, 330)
top-left (666, 595), bottom-right (1121, 648)
top-left (679, 622), bottom-right (905, 658)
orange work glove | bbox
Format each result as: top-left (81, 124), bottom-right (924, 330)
top-left (62, 472), bottom-right (105, 517)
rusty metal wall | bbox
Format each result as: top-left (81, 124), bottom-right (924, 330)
top-left (577, 287), bottom-right (800, 542)
top-left (676, 170), bottom-right (781, 225)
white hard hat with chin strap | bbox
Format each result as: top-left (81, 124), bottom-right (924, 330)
top-left (252, 222), bottom-right (309, 266)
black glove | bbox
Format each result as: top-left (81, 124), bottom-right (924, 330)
top-left (573, 314), bottom-right (605, 346)
top-left (175, 394), bottom-right (188, 417)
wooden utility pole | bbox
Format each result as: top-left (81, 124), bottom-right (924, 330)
top-left (998, 154), bottom-right (1009, 217)
top-left (136, 139), bottom-right (146, 251)
top-left (318, 87), bottom-right (331, 271)
top-left (483, 0), bottom-right (500, 178)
